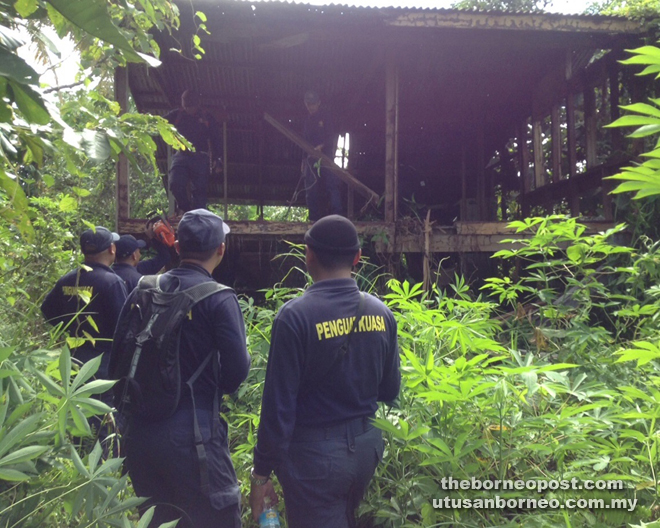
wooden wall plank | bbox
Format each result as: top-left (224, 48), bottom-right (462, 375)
top-left (385, 53), bottom-right (400, 223)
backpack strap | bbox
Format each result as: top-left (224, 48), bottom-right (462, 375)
top-left (180, 280), bottom-right (231, 496)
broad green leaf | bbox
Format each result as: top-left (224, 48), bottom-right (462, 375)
top-left (46, 0), bottom-right (160, 66)
top-left (0, 47), bottom-right (40, 85)
top-left (14, 0), bottom-right (39, 17)
top-left (0, 445), bottom-right (48, 467)
top-left (0, 468), bottom-right (30, 481)
top-left (8, 81), bottom-right (50, 124)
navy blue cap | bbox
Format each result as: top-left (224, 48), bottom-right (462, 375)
top-left (304, 90), bottom-right (320, 104)
top-left (116, 235), bottom-right (147, 259)
top-left (80, 226), bottom-right (120, 255)
top-left (177, 209), bottom-right (230, 252)
top-left (304, 215), bottom-right (360, 254)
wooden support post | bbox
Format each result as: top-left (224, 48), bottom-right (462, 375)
top-left (532, 118), bottom-right (544, 189)
top-left (609, 63), bottom-right (622, 152)
top-left (566, 92), bottom-right (579, 216)
top-left (518, 124), bottom-right (530, 217)
top-left (223, 121), bottom-right (228, 219)
top-left (476, 121), bottom-right (486, 220)
top-left (385, 53), bottom-right (399, 223)
top-left (258, 120), bottom-right (264, 220)
top-left (584, 86), bottom-right (597, 169)
top-left (115, 66), bottom-right (130, 229)
top-left (551, 104), bottom-right (562, 183)
top-left (460, 140), bottom-right (467, 219)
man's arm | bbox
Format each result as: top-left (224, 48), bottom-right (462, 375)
top-left (212, 293), bottom-right (250, 393)
top-left (41, 284), bottom-right (65, 326)
top-left (253, 316), bottom-right (304, 478)
top-left (136, 240), bottom-right (172, 276)
top-left (378, 313), bottom-right (401, 402)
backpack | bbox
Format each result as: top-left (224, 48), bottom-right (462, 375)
top-left (111, 274), bottom-right (229, 422)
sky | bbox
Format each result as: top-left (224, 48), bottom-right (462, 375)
top-left (20, 0), bottom-right (597, 90)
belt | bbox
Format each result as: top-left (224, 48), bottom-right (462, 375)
top-left (291, 415), bottom-right (373, 442)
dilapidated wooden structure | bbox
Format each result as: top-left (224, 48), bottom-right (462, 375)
top-left (117, 1), bottom-right (651, 286)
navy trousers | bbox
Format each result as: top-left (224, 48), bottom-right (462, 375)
top-left (303, 158), bottom-right (343, 221)
top-left (169, 152), bottom-right (210, 212)
top-left (276, 416), bottom-right (383, 528)
top-left (125, 408), bottom-right (241, 528)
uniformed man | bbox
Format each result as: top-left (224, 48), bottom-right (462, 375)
top-left (122, 209), bottom-right (250, 528)
top-left (112, 234), bottom-right (172, 292)
top-left (249, 215), bottom-right (401, 528)
top-left (41, 226), bottom-right (127, 380)
top-left (301, 90), bottom-right (342, 221)
top-left (166, 90), bottom-right (222, 212)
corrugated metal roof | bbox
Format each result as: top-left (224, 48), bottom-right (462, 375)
top-left (192, 0), bottom-right (634, 19)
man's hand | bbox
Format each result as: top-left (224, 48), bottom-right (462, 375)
top-left (249, 478), bottom-right (278, 521)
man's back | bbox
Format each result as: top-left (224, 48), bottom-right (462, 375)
top-left (266, 277), bottom-right (399, 428)
top-left (41, 263), bottom-right (127, 375)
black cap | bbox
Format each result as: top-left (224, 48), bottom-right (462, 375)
top-left (80, 226), bottom-right (120, 255)
top-left (116, 235), bottom-right (147, 259)
top-left (304, 215), bottom-right (360, 254)
top-left (177, 209), bottom-right (230, 252)
top-left (304, 90), bottom-right (320, 104)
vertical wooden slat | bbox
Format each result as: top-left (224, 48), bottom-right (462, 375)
top-left (223, 121), bottom-right (228, 219)
top-left (115, 66), bottom-right (129, 228)
top-left (566, 92), bottom-right (580, 216)
top-left (385, 53), bottom-right (399, 223)
top-left (532, 118), bottom-right (544, 189)
top-left (551, 104), bottom-right (562, 183)
top-left (584, 86), bottom-right (597, 169)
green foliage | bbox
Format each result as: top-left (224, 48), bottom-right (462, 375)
top-left (607, 45), bottom-right (660, 200)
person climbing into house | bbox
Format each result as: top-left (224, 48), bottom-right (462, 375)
top-left (301, 90), bottom-right (342, 221)
top-left (166, 90), bottom-right (223, 213)
top-left (112, 231), bottom-right (172, 292)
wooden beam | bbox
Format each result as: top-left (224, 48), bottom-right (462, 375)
top-left (385, 53), bottom-right (400, 223)
top-left (263, 112), bottom-right (379, 204)
top-left (115, 66), bottom-right (130, 227)
top-left (460, 141), bottom-right (467, 219)
top-left (551, 104), bottom-right (562, 183)
top-left (584, 86), bottom-right (598, 169)
top-left (532, 118), bottom-right (545, 189)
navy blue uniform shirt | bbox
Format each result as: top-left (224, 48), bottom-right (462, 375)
top-left (302, 106), bottom-right (338, 159)
top-left (120, 263), bottom-right (251, 411)
top-left (165, 109), bottom-right (222, 157)
top-left (41, 262), bottom-right (127, 357)
top-left (113, 242), bottom-right (171, 293)
top-left (253, 278), bottom-right (400, 476)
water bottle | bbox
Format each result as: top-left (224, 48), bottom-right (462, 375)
top-left (259, 497), bottom-right (281, 527)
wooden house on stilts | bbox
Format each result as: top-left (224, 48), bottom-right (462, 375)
top-left (118, 1), bottom-right (651, 289)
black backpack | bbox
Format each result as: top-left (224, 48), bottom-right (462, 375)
top-left (111, 274), bottom-right (229, 422)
